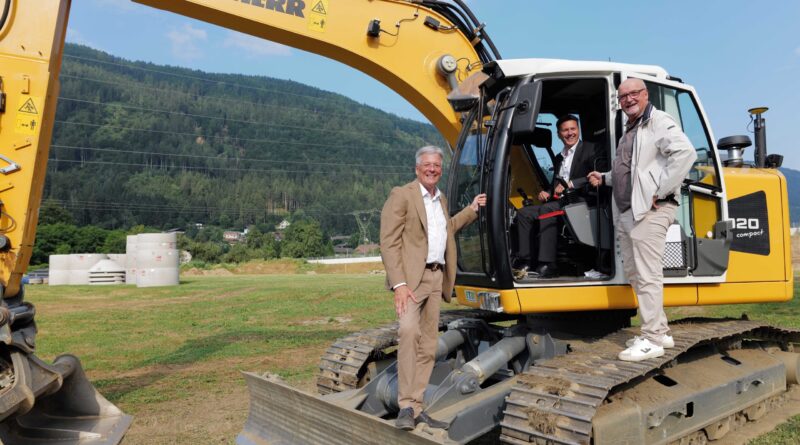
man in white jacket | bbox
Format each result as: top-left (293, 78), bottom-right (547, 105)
top-left (588, 78), bottom-right (697, 362)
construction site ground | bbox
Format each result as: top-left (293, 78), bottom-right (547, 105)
top-left (26, 253), bottom-right (800, 445)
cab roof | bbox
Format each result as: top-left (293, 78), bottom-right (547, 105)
top-left (491, 58), bottom-right (670, 80)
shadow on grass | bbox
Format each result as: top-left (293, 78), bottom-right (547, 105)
top-left (96, 327), bottom-right (352, 402)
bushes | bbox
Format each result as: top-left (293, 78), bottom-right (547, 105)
top-left (281, 219), bottom-right (331, 258)
top-left (32, 217), bottom-right (331, 266)
top-left (32, 223), bottom-right (128, 265)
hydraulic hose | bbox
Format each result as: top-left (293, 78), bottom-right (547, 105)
top-left (0, 0), bottom-right (11, 32)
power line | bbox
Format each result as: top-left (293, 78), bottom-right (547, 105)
top-left (48, 198), bottom-right (380, 218)
top-left (58, 72), bottom-right (405, 128)
top-left (50, 144), bottom-right (412, 171)
top-left (53, 120), bottom-right (418, 155)
top-left (62, 53), bottom-right (390, 112)
top-left (46, 158), bottom-right (415, 177)
top-left (57, 96), bottom-right (396, 140)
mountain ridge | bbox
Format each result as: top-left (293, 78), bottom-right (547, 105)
top-left (46, 43), bottom-right (444, 237)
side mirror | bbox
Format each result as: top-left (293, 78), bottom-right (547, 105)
top-left (510, 81), bottom-right (542, 140)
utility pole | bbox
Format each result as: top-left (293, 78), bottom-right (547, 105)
top-left (351, 210), bottom-right (378, 252)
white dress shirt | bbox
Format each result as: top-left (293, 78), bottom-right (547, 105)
top-left (558, 142), bottom-right (579, 183)
top-left (390, 184), bottom-right (449, 291)
top-left (421, 184), bottom-right (447, 265)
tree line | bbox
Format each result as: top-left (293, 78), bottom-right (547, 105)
top-left (33, 199), bottom-right (332, 265)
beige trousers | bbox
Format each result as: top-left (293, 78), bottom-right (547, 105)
top-left (397, 268), bottom-right (442, 416)
top-left (616, 203), bottom-right (677, 342)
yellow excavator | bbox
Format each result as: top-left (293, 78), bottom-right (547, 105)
top-left (0, 0), bottom-right (796, 444)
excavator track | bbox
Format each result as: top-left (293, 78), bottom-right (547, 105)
top-left (499, 318), bottom-right (800, 445)
top-left (317, 309), bottom-right (515, 394)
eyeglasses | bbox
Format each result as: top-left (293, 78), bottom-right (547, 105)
top-left (618, 88), bottom-right (645, 102)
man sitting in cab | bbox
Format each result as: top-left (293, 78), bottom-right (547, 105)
top-left (514, 114), bottom-right (606, 279)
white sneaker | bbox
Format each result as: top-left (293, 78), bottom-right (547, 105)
top-left (625, 334), bottom-right (674, 349)
top-left (619, 338), bottom-right (664, 362)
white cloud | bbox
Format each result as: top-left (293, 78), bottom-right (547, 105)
top-left (795, 46), bottom-right (800, 57)
top-left (223, 31), bottom-right (292, 57)
top-left (65, 27), bottom-right (104, 50)
top-left (166, 24), bottom-right (208, 61)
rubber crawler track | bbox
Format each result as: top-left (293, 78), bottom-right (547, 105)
top-left (499, 318), bottom-right (800, 445)
top-left (316, 309), bottom-right (514, 394)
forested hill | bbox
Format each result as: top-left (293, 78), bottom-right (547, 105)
top-left (46, 43), bottom-right (444, 236)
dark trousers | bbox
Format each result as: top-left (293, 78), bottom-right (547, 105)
top-left (516, 201), bottom-right (562, 267)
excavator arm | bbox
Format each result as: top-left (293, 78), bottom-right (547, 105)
top-left (0, 0), bottom-right (494, 443)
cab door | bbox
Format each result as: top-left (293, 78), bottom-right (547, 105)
top-left (448, 108), bottom-right (493, 285)
top-left (620, 74), bottom-right (730, 282)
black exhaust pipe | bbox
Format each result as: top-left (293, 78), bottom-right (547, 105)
top-left (749, 107), bottom-right (768, 167)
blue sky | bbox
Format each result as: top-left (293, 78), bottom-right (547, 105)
top-left (67, 1), bottom-right (799, 168)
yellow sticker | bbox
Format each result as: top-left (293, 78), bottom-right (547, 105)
top-left (14, 96), bottom-right (42, 135)
top-left (15, 115), bottom-right (38, 135)
top-left (18, 97), bottom-right (39, 115)
top-left (307, 0), bottom-right (328, 33)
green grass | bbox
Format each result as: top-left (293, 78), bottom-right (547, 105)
top-left (25, 273), bottom-right (800, 444)
top-left (748, 416), bottom-right (800, 445)
top-left (31, 274), bottom-right (396, 432)
top-left (35, 275), bottom-right (393, 369)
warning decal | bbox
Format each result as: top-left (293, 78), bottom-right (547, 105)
top-left (307, 0), bottom-right (328, 33)
top-left (15, 96), bottom-right (42, 135)
top-left (18, 98), bottom-right (38, 115)
top-left (311, 1), bottom-right (327, 14)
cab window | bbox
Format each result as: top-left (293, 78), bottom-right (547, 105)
top-left (450, 112), bottom-right (488, 274)
top-left (645, 82), bottom-right (719, 188)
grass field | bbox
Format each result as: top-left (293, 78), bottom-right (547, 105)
top-left (27, 267), bottom-right (800, 444)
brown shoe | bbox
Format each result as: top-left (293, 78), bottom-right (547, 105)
top-left (396, 407), bottom-right (415, 430)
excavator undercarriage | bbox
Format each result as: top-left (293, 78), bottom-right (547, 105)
top-left (240, 312), bottom-right (800, 445)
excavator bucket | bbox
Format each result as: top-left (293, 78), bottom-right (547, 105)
top-left (238, 372), bottom-right (452, 445)
top-left (0, 353), bottom-right (131, 445)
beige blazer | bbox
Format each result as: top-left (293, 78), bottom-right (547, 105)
top-left (380, 180), bottom-right (478, 302)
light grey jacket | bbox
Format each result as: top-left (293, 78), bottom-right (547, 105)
top-left (603, 107), bottom-right (697, 221)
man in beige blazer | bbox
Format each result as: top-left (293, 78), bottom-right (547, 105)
top-left (381, 145), bottom-right (486, 430)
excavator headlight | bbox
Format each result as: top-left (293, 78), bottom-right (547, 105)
top-left (478, 292), bottom-right (503, 312)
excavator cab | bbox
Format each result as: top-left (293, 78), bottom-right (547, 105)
top-left (449, 63), bottom-right (742, 313)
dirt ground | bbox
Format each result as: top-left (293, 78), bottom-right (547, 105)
top-left (119, 348), bottom-right (325, 445)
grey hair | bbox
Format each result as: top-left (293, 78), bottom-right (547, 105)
top-left (620, 77), bottom-right (646, 90)
top-left (415, 145), bottom-right (445, 165)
